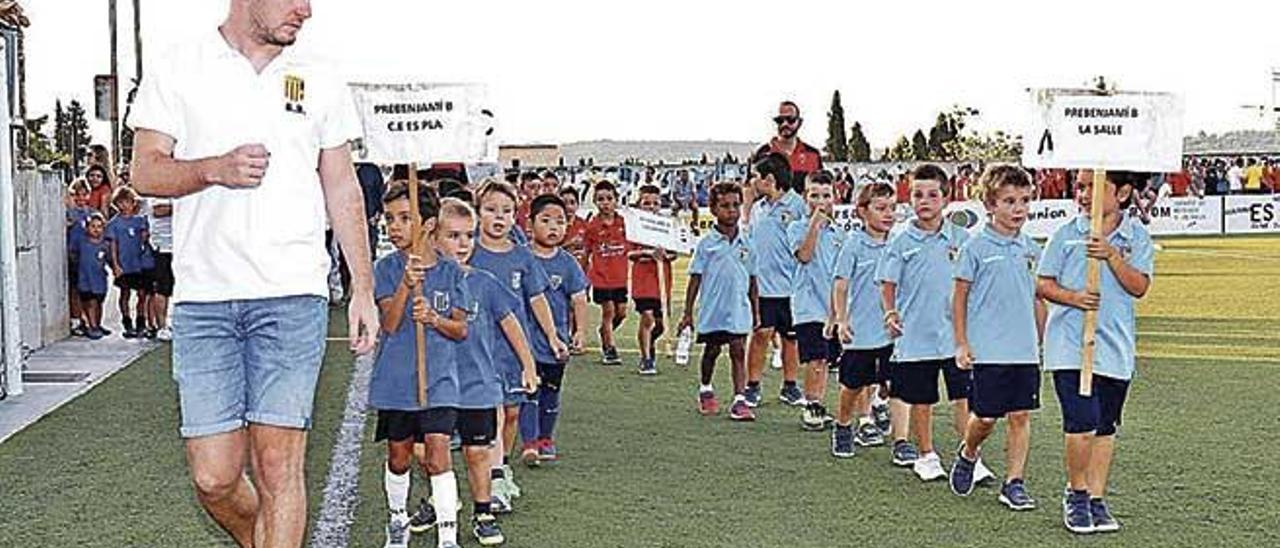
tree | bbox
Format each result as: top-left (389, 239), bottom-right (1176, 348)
top-left (23, 114), bottom-right (63, 166)
top-left (944, 130), bottom-right (1023, 163)
top-left (847, 121), bottom-right (871, 162)
top-left (825, 90), bottom-right (849, 161)
top-left (885, 136), bottom-right (914, 161)
top-left (911, 129), bottom-right (929, 161)
top-left (54, 100), bottom-right (93, 174)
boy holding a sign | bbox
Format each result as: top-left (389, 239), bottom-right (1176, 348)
top-left (948, 165), bottom-right (1046, 511)
top-left (629, 185), bottom-right (675, 376)
top-left (787, 172), bottom-right (845, 431)
top-left (1036, 170), bottom-right (1153, 535)
top-left (585, 181), bottom-right (631, 366)
top-left (371, 182), bottom-right (470, 548)
top-left (679, 182), bottom-right (756, 421)
top-left (528, 194), bottom-right (591, 462)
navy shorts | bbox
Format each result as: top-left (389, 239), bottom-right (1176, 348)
top-left (839, 345), bottom-right (893, 390)
top-left (696, 330), bottom-right (747, 347)
top-left (592, 287), bottom-right (628, 305)
top-left (795, 322), bottom-right (840, 364)
top-left (537, 361), bottom-right (566, 391)
top-left (755, 297), bottom-right (796, 339)
top-left (1053, 370), bottom-right (1130, 436)
top-left (633, 297), bottom-right (662, 314)
top-left (889, 358), bottom-right (971, 405)
top-left (375, 407), bottom-right (459, 442)
top-left (114, 271), bottom-right (151, 292)
top-left (970, 364), bottom-right (1041, 418)
top-left (455, 408), bottom-right (497, 447)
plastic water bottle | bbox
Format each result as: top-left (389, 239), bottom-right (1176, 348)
top-left (675, 327), bottom-right (693, 366)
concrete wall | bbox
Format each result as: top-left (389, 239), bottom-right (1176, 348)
top-left (11, 168), bottom-right (67, 353)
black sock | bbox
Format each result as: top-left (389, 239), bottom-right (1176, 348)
top-left (651, 322), bottom-right (665, 342)
top-left (783, 380), bottom-right (797, 389)
top-left (490, 468), bottom-right (504, 480)
top-left (611, 315), bottom-right (624, 331)
top-left (122, 316), bottom-right (133, 331)
top-left (502, 456), bottom-right (510, 466)
top-left (474, 500), bottom-right (492, 516)
top-left (748, 381), bottom-right (761, 390)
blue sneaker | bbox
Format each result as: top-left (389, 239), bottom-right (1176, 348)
top-left (1090, 498), bottom-right (1120, 533)
top-left (891, 439), bottom-right (919, 467)
top-left (872, 402), bottom-right (891, 435)
top-left (638, 357), bottom-right (657, 376)
top-left (854, 422), bottom-right (885, 447)
top-left (743, 385), bottom-right (762, 408)
top-left (779, 384), bottom-right (805, 406)
top-left (1063, 490), bottom-right (1094, 534)
top-left (949, 452), bottom-right (977, 496)
top-left (831, 424), bottom-right (856, 458)
top-left (999, 479), bottom-right (1037, 511)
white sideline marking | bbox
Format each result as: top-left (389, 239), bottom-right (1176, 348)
top-left (310, 353), bottom-right (374, 548)
top-left (1160, 248), bottom-right (1280, 263)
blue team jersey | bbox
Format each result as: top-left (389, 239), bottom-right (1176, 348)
top-left (875, 221), bottom-right (971, 362)
top-left (532, 248), bottom-right (589, 364)
top-left (954, 226), bottom-right (1043, 365)
top-left (369, 252), bottom-right (468, 411)
top-left (454, 269), bottom-right (519, 409)
top-left (105, 214), bottom-right (153, 274)
top-left (75, 236), bottom-right (110, 295)
top-left (1039, 215), bottom-right (1154, 381)
top-left (470, 242), bottom-right (550, 389)
top-left (748, 190), bottom-right (807, 297)
top-left (786, 220), bottom-right (845, 325)
top-left (66, 207), bottom-right (93, 248)
top-left (834, 229), bottom-right (891, 350)
top-left (689, 227), bottom-right (754, 335)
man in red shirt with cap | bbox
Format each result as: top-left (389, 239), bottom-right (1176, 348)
top-left (754, 101), bottom-right (823, 194)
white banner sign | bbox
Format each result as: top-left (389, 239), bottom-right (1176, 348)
top-left (620, 207), bottom-right (696, 254)
top-left (1022, 89), bottom-right (1184, 173)
top-left (1129, 196), bottom-right (1223, 236)
top-left (349, 83), bottom-right (497, 164)
top-left (1224, 194), bottom-right (1280, 234)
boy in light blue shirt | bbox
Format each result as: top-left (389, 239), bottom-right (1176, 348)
top-left (830, 182), bottom-right (898, 458)
top-left (1036, 170), bottom-right (1154, 535)
top-left (744, 152), bottom-right (808, 407)
top-left (679, 182), bottom-right (756, 422)
top-left (876, 164), bottom-right (988, 483)
top-left (948, 165), bottom-right (1047, 510)
top-left (786, 171), bottom-right (845, 431)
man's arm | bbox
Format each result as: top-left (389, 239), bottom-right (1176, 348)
top-left (319, 144), bottom-right (378, 354)
top-left (130, 129), bottom-right (268, 198)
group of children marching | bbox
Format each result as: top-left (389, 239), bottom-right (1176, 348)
top-left (368, 155), bottom-right (1154, 547)
top-left (679, 154), bottom-right (1154, 536)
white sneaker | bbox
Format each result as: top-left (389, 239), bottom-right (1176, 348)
top-left (913, 452), bottom-right (947, 481)
top-left (974, 457), bottom-right (996, 484)
top-left (770, 349), bottom-right (783, 370)
top-left (501, 465), bottom-right (522, 498)
top-left (384, 511), bottom-right (411, 548)
top-left (156, 327), bottom-right (173, 342)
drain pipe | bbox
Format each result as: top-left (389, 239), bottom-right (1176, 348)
top-left (0, 39), bottom-right (22, 398)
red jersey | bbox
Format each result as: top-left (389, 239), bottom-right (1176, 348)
top-left (563, 217), bottom-right (589, 271)
top-left (584, 214), bottom-right (629, 289)
top-left (755, 139), bottom-right (823, 191)
top-left (630, 245), bottom-right (674, 301)
top-left (515, 201), bottom-right (532, 232)
top-left (1168, 171), bottom-right (1191, 197)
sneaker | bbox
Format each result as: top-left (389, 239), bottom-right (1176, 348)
top-left (1090, 498), bottom-right (1120, 533)
top-left (156, 327), bottom-right (173, 342)
top-left (728, 399), bottom-right (756, 422)
top-left (87, 327), bottom-right (105, 340)
top-left (122, 327), bottom-right (138, 339)
top-left (537, 438), bottom-right (558, 462)
top-left (638, 357), bottom-right (657, 376)
top-left (891, 439), bottom-right (919, 467)
top-left (949, 452), bottom-right (977, 496)
top-left (801, 403), bottom-right (828, 431)
top-left (770, 349), bottom-right (782, 369)
top-left (490, 494), bottom-right (512, 515)
top-left (1063, 490), bottom-right (1094, 534)
top-left (974, 457), bottom-right (996, 485)
top-left (831, 425), bottom-right (856, 458)
top-left (698, 391), bottom-right (720, 416)
top-left (384, 511), bottom-right (411, 548)
top-left (854, 422), bottom-right (885, 447)
top-left (601, 346), bottom-right (622, 366)
top-left (99, 327), bottom-right (112, 336)
top-left (743, 384), bottom-right (762, 408)
top-left (501, 465), bottom-right (521, 498)
top-left (779, 384), bottom-right (805, 407)
top-left (144, 328), bottom-right (158, 339)
top-left (441, 542), bottom-right (461, 548)
top-left (520, 441), bottom-right (541, 467)
top-left (408, 498), bottom-right (437, 533)
top-left (872, 402), bottom-right (891, 434)
top-left (913, 452), bottom-right (947, 481)
top-left (71, 324), bottom-right (88, 338)
top-left (999, 479), bottom-right (1037, 511)
top-left (472, 513), bottom-right (505, 546)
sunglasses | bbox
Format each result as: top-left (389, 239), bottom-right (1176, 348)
top-left (773, 116), bottom-right (800, 125)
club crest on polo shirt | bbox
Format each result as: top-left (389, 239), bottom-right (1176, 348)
top-left (284, 74), bottom-right (306, 115)
top-left (1115, 243), bottom-right (1132, 261)
top-left (466, 299), bottom-right (480, 323)
top-left (549, 274), bottom-right (563, 290)
top-left (432, 290), bottom-right (450, 313)
top-left (510, 271), bottom-right (522, 291)
top-left (738, 245), bottom-right (750, 263)
top-left (948, 246), bottom-right (960, 262)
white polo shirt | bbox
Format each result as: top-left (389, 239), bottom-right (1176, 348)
top-left (131, 29), bottom-right (361, 303)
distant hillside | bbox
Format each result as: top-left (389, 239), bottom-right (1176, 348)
top-left (559, 140), bottom-right (760, 165)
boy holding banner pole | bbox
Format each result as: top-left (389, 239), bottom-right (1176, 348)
top-left (1036, 169), bottom-right (1153, 535)
top-left (628, 185), bottom-right (675, 375)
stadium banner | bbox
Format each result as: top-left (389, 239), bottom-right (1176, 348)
top-left (349, 82), bottom-right (497, 165)
top-left (1223, 194), bottom-right (1280, 234)
top-left (620, 206), bottom-right (696, 254)
top-left (1130, 196), bottom-right (1223, 236)
top-left (1022, 89), bottom-right (1184, 173)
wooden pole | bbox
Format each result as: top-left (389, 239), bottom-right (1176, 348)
top-left (407, 165), bottom-right (428, 407)
top-left (656, 255), bottom-right (671, 357)
top-left (1079, 168), bottom-right (1107, 396)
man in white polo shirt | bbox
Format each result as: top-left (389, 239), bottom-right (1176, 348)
top-left (129, 1), bottom-right (378, 546)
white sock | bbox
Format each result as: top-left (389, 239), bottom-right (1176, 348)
top-left (431, 471), bottom-right (459, 546)
top-left (384, 464), bottom-right (410, 514)
top-left (699, 383), bottom-right (714, 394)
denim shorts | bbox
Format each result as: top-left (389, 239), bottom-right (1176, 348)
top-left (172, 295), bottom-right (329, 438)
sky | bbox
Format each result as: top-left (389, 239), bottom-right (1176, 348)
top-left (21, 0), bottom-right (1280, 154)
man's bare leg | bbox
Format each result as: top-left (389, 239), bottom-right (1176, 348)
top-left (248, 424), bottom-right (309, 548)
top-left (186, 429), bottom-right (257, 547)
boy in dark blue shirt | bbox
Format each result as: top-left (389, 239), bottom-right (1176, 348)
top-left (105, 187), bottom-right (154, 339)
top-left (74, 213), bottom-right (111, 340)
